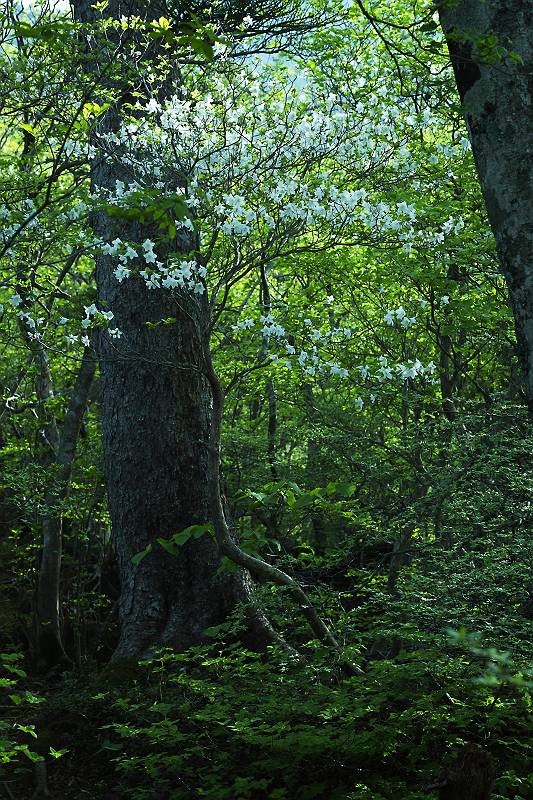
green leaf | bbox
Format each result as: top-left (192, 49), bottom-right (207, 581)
top-left (131, 543), bottom-right (152, 566)
top-left (49, 747), bottom-right (69, 758)
top-left (16, 746), bottom-right (43, 763)
top-left (325, 481), bottom-right (357, 498)
top-left (158, 524), bottom-right (214, 554)
top-left (216, 556), bottom-right (240, 575)
top-left (15, 724), bottom-right (37, 738)
top-left (146, 317), bottom-right (177, 329)
top-left (189, 37), bottom-right (214, 61)
top-left (1, 654), bottom-right (24, 662)
top-left (101, 739), bottom-right (124, 751)
top-left (4, 664), bottom-right (26, 677)
top-left (20, 123), bottom-right (37, 138)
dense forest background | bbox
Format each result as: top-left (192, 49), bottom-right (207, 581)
top-left (0, 0), bottom-right (532, 798)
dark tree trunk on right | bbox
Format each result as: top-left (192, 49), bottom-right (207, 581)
top-left (438, 0), bottom-right (533, 412)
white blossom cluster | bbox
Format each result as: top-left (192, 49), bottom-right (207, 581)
top-left (92, 58), bottom-right (443, 297)
top-left (384, 306), bottom-right (417, 328)
top-left (140, 255), bottom-right (206, 294)
top-left (81, 303), bottom-right (122, 339)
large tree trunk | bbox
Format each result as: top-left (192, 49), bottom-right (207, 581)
top-left (73, 0), bottom-right (266, 660)
top-left (438, 0), bottom-right (533, 411)
top-left (97, 257), bottom-right (255, 658)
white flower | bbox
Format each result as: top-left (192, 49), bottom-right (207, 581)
top-left (144, 273), bottom-right (160, 289)
top-left (81, 335), bottom-right (90, 347)
top-left (354, 397), bottom-right (364, 410)
top-left (180, 262), bottom-right (193, 280)
top-left (114, 265), bottom-right (131, 282)
top-left (440, 295), bottom-right (450, 305)
top-left (377, 366), bottom-right (393, 381)
top-left (108, 328), bottom-right (123, 338)
top-left (384, 310), bottom-right (395, 325)
top-left (9, 294), bottom-right (22, 307)
top-left (234, 318), bottom-right (255, 331)
top-left (122, 245), bottom-right (138, 261)
top-left (163, 275), bottom-right (180, 289)
top-left (144, 250), bottom-right (157, 264)
top-left (84, 304), bottom-right (98, 316)
top-left (145, 98), bottom-right (161, 114)
top-left (398, 362), bottom-right (418, 380)
top-left (330, 364), bottom-right (348, 377)
top-left (262, 321), bottom-right (285, 339)
top-left (58, 317), bottom-right (68, 325)
top-left (395, 306), bottom-right (406, 320)
top-left (396, 201), bottom-right (416, 219)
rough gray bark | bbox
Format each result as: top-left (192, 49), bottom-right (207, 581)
top-left (438, 0), bottom-right (533, 412)
top-left (73, 0), bottom-right (273, 660)
top-left (97, 257), bottom-right (254, 658)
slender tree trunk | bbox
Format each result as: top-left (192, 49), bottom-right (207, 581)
top-left (438, 330), bottom-right (456, 422)
top-left (303, 382), bottom-right (326, 544)
top-left (32, 342), bottom-right (96, 668)
top-left (266, 379), bottom-right (278, 480)
top-left (438, 0), bottom-right (533, 412)
top-left (258, 266), bottom-right (278, 480)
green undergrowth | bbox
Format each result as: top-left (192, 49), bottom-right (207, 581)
top-left (3, 411), bottom-right (533, 798)
top-left (7, 595), bottom-right (532, 800)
